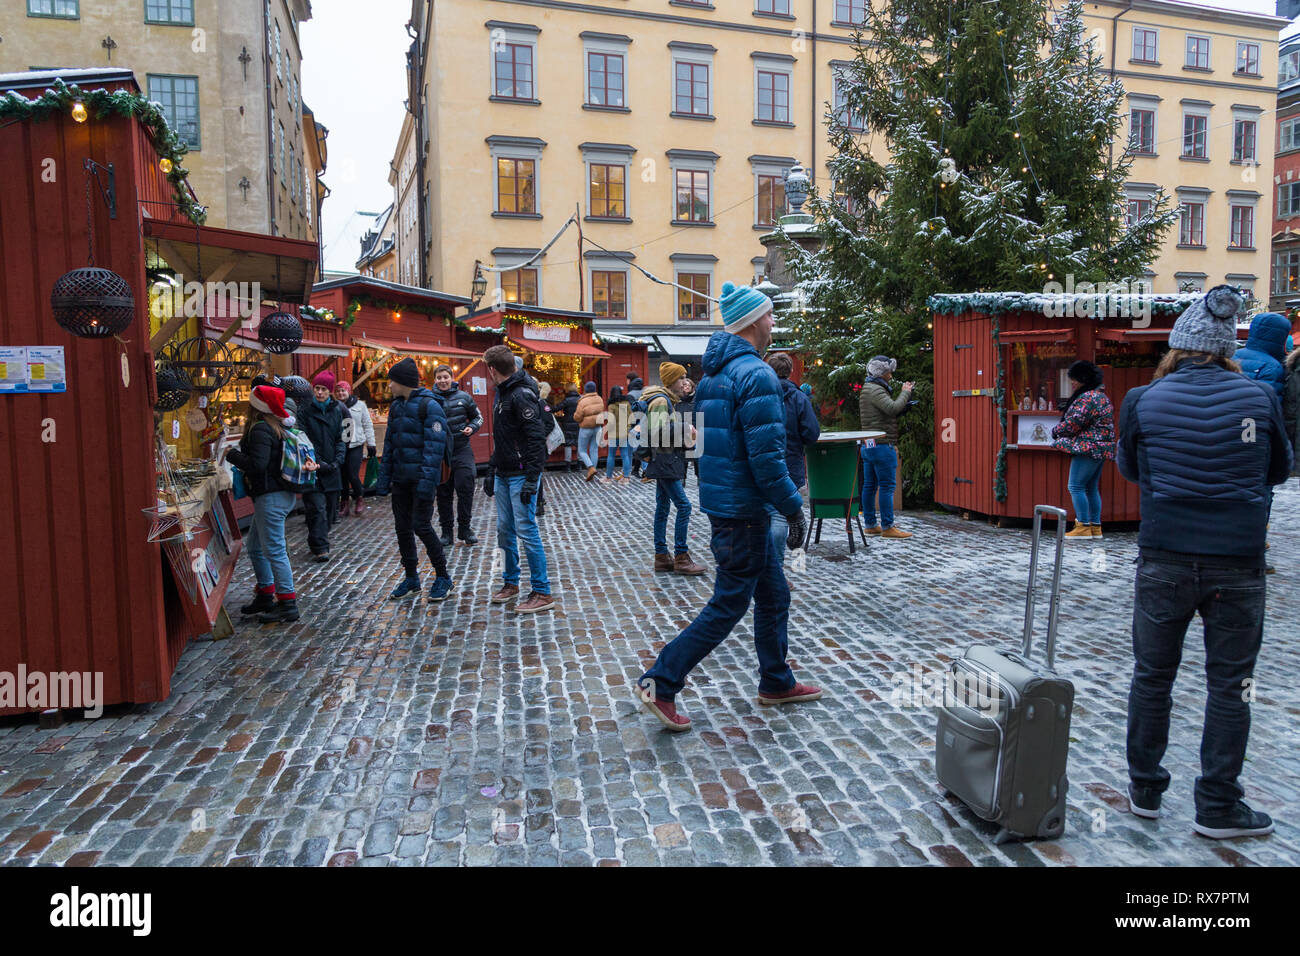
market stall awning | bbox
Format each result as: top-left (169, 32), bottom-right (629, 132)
top-left (1094, 328), bottom-right (1172, 342)
top-left (507, 338), bottom-right (610, 359)
top-left (351, 335), bottom-right (484, 359)
top-left (204, 328), bottom-right (351, 357)
top-left (652, 333), bottom-right (712, 358)
top-left (143, 218), bottom-right (321, 304)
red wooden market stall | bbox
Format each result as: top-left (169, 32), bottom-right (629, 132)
top-left (929, 291), bottom-right (1201, 525)
top-left (0, 70), bottom-right (320, 715)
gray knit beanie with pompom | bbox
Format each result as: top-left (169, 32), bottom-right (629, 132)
top-left (1168, 285), bottom-right (1242, 358)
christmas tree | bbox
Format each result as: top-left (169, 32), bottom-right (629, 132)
top-left (784, 0), bottom-right (1175, 503)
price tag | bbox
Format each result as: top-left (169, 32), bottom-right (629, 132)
top-left (198, 395), bottom-right (208, 408)
top-left (120, 353), bottom-right (130, 387)
top-left (172, 419), bottom-right (181, 439)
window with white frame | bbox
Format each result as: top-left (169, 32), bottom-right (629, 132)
top-left (488, 135), bottom-right (546, 216)
top-left (1229, 205), bottom-right (1254, 248)
top-left (1177, 195), bottom-right (1206, 246)
top-left (148, 74), bottom-right (201, 149)
top-left (1185, 35), bottom-right (1210, 70)
top-left (1132, 27), bottom-right (1158, 63)
top-left (668, 149), bottom-right (717, 223)
top-left (671, 43), bottom-right (714, 117)
top-left (1280, 181), bottom-right (1300, 217)
top-left (1282, 49), bottom-right (1300, 85)
top-left (581, 142), bottom-right (634, 220)
top-left (1273, 249), bottom-right (1300, 293)
top-left (582, 31), bottom-right (630, 110)
top-left (1233, 117), bottom-right (1257, 162)
top-left (1282, 116), bottom-right (1300, 152)
top-left (1236, 42), bottom-right (1260, 76)
top-left (753, 53), bottom-right (794, 125)
top-left (487, 21), bottom-right (540, 102)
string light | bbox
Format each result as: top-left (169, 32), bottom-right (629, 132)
top-left (159, 158), bottom-right (173, 174)
top-left (71, 100), bottom-right (87, 123)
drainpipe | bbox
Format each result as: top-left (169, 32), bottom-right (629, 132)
top-left (262, 0), bottom-right (276, 235)
top-left (1107, 1), bottom-right (1134, 169)
top-left (810, 0), bottom-right (817, 182)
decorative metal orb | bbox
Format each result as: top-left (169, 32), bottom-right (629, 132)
top-left (783, 162), bottom-right (811, 213)
top-left (258, 310), bottom-right (303, 354)
top-left (50, 267), bottom-right (135, 338)
top-left (153, 361), bottom-right (192, 412)
top-left (278, 375), bottom-right (314, 405)
top-left (162, 337), bottom-right (234, 394)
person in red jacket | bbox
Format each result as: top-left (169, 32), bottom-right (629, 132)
top-left (1052, 360), bottom-right (1116, 539)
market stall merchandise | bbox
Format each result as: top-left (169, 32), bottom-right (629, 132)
top-left (929, 291), bottom-right (1200, 524)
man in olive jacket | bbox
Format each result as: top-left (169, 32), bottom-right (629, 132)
top-left (858, 355), bottom-right (914, 539)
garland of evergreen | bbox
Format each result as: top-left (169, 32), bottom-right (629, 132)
top-left (0, 78), bottom-right (206, 225)
top-left (928, 291), bottom-right (1201, 317)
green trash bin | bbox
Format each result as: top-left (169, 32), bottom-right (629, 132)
top-left (804, 431), bottom-right (885, 553)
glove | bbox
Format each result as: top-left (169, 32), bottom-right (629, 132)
top-left (786, 510), bottom-right (807, 552)
top-left (483, 472), bottom-right (495, 497)
top-left (520, 480), bottom-right (538, 506)
top-left (367, 445), bottom-right (377, 459)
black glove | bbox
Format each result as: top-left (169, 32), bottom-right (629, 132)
top-left (367, 445), bottom-right (377, 458)
top-left (483, 472), bottom-right (495, 497)
top-left (520, 480), bottom-right (538, 506)
top-left (786, 510), bottom-right (807, 552)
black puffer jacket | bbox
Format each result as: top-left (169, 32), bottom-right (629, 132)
top-left (298, 398), bottom-right (347, 493)
top-left (491, 370), bottom-right (548, 480)
top-left (226, 419), bottom-right (283, 498)
top-left (435, 383), bottom-right (483, 451)
top-left (558, 391), bottom-right (581, 443)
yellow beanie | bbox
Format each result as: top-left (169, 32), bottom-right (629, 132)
top-left (659, 362), bottom-right (686, 388)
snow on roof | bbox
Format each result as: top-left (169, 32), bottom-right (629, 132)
top-left (928, 291), bottom-right (1205, 318)
top-left (0, 68), bottom-right (139, 90)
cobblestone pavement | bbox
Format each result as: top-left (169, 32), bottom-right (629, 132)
top-left (2, 472), bottom-right (1298, 867)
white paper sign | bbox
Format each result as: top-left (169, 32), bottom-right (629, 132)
top-left (26, 346), bottom-right (66, 392)
top-left (471, 376), bottom-right (487, 396)
top-left (522, 324), bottom-right (571, 343)
top-left (0, 347), bottom-right (28, 392)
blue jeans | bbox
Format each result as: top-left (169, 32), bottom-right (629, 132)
top-left (767, 504), bottom-right (789, 563)
top-left (860, 443), bottom-right (897, 528)
top-left (246, 490), bottom-right (296, 595)
top-left (495, 475), bottom-right (550, 595)
top-left (605, 440), bottom-right (632, 478)
top-left (1126, 557), bottom-right (1266, 816)
top-left (1068, 455), bottom-right (1104, 524)
top-left (578, 427), bottom-right (602, 469)
top-left (654, 479), bottom-right (692, 555)
top-left (641, 515), bottom-right (796, 699)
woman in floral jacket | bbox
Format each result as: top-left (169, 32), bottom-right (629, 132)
top-left (1052, 359), bottom-right (1116, 540)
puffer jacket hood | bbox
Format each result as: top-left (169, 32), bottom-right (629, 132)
top-left (1243, 312), bottom-right (1291, 360)
top-left (695, 330), bottom-right (801, 518)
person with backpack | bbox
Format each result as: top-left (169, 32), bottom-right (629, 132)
top-left (627, 375), bottom-right (645, 478)
top-left (373, 357), bottom-right (454, 602)
top-left (334, 378), bottom-right (376, 518)
top-left (1052, 359), bottom-right (1117, 540)
top-left (675, 377), bottom-right (700, 483)
top-left (1285, 344), bottom-right (1300, 477)
top-left (297, 371), bottom-right (348, 561)
top-left (1118, 285), bottom-right (1292, 839)
top-left (482, 344), bottom-right (554, 612)
top-left (574, 381), bottom-right (605, 481)
top-left (557, 384), bottom-right (582, 471)
top-left (432, 364), bottom-right (483, 546)
top-left (602, 386), bottom-right (633, 482)
top-left (766, 353), bottom-right (820, 558)
top-left (640, 363), bottom-right (706, 575)
top-left (226, 385), bottom-right (316, 624)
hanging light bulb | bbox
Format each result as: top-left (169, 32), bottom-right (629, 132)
top-left (159, 157), bottom-right (173, 174)
top-left (71, 100), bottom-right (88, 123)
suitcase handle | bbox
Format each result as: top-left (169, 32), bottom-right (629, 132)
top-left (1024, 504), bottom-right (1067, 670)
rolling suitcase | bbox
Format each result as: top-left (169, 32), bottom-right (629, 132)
top-left (935, 504), bottom-right (1075, 843)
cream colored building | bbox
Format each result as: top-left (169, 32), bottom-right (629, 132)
top-left (0, 0), bottom-right (324, 242)
top-left (389, 110), bottom-right (421, 286)
top-left (406, 1), bottom-right (1286, 359)
top-left (356, 204), bottom-right (398, 281)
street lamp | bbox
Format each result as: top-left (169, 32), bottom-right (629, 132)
top-left (471, 261), bottom-right (487, 307)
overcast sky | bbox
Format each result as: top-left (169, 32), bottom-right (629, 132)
top-left (301, 0), bottom-right (1298, 279)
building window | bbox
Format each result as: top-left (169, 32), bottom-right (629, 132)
top-left (589, 164), bottom-right (626, 218)
top-left (1126, 198), bottom-right (1152, 228)
top-left (1229, 206), bottom-right (1254, 248)
top-left (1282, 50), bottom-right (1300, 85)
top-left (495, 44), bottom-right (535, 100)
top-left (1129, 109), bottom-right (1155, 153)
top-left (675, 61), bottom-right (710, 116)
top-left (26, 0), bottom-right (78, 16)
top-left (497, 158), bottom-right (536, 214)
top-left (1236, 42), bottom-right (1260, 76)
top-left (1282, 117), bottom-right (1300, 152)
top-left (1182, 114), bottom-right (1207, 158)
top-left (147, 74), bottom-right (200, 149)
top-left (592, 271), bottom-right (627, 318)
top-left (274, 21), bottom-right (282, 82)
top-left (756, 0), bottom-right (790, 13)
top-left (756, 174), bottom-right (787, 226)
top-left (1179, 202), bottom-right (1205, 246)
top-left (1273, 249), bottom-right (1300, 293)
top-left (587, 52), bottom-right (624, 107)
top-left (146, 0), bottom-right (193, 23)
top-left (270, 110), bottom-right (277, 175)
top-left (279, 122), bottom-right (286, 184)
top-left (1185, 35), bottom-right (1210, 70)
top-left (834, 1), bottom-right (866, 25)
top-left (501, 268), bottom-right (539, 306)
top-left (832, 180), bottom-right (859, 216)
top-left (1132, 28), bottom-right (1158, 64)
top-left (834, 74), bottom-right (865, 132)
top-left (1175, 275), bottom-right (1205, 293)
top-left (289, 145), bottom-right (297, 203)
top-left (677, 274), bottom-right (711, 320)
top-left (675, 169), bottom-right (710, 222)
top-left (1280, 182), bottom-right (1300, 217)
top-left (756, 70), bottom-right (790, 123)
top-left (1233, 120), bottom-right (1257, 162)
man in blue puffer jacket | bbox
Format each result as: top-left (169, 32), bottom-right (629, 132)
top-left (374, 357), bottom-right (454, 602)
top-left (1118, 285), bottom-right (1291, 840)
top-left (1234, 311), bottom-right (1290, 398)
top-left (635, 281), bottom-right (818, 733)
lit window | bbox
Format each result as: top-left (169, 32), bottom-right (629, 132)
top-left (757, 174), bottom-right (787, 226)
top-left (497, 159), bottom-right (536, 214)
top-left (1229, 206), bottom-right (1254, 248)
top-left (501, 268), bottom-right (538, 306)
top-left (589, 164), bottom-right (626, 218)
top-left (592, 271), bottom-right (627, 318)
top-left (677, 274), bottom-right (710, 320)
top-left (675, 170), bottom-right (710, 222)
top-left (1179, 202), bottom-right (1205, 246)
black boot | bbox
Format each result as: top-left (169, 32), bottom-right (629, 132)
top-left (240, 591), bottom-right (276, 616)
top-left (439, 528), bottom-right (454, 548)
top-left (458, 527), bottom-right (478, 545)
top-left (259, 598), bottom-right (299, 624)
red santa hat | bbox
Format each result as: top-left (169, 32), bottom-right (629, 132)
top-left (249, 385), bottom-right (288, 419)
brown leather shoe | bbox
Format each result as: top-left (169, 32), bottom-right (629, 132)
top-left (880, 527), bottom-right (912, 539)
top-left (654, 553), bottom-right (674, 572)
top-left (673, 552), bottom-right (706, 575)
top-left (585, 466), bottom-right (597, 481)
top-left (865, 525), bottom-right (882, 535)
top-left (513, 591), bottom-right (555, 613)
top-left (490, 584), bottom-right (520, 604)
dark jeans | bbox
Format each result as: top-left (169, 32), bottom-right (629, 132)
top-left (1126, 556), bottom-right (1266, 816)
top-left (654, 478), bottom-right (692, 555)
top-left (640, 515), bottom-right (796, 700)
top-left (303, 489), bottom-right (338, 553)
top-left (341, 445), bottom-right (365, 501)
top-left (860, 443), bottom-right (897, 528)
top-left (391, 481), bottom-right (447, 578)
top-left (438, 445), bottom-right (476, 534)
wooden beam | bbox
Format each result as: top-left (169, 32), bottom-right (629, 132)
top-left (455, 358), bottom-right (482, 383)
top-left (149, 312), bottom-right (192, 354)
top-left (307, 355), bottom-right (336, 381)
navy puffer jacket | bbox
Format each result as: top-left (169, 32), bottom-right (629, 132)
top-left (1117, 359), bottom-right (1291, 561)
top-left (696, 331), bottom-right (802, 519)
top-left (1234, 312), bottom-right (1291, 398)
top-left (779, 378), bottom-right (820, 487)
top-left (375, 387), bottom-right (450, 499)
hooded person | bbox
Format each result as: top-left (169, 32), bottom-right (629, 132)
top-left (1234, 311), bottom-right (1291, 398)
top-left (297, 369), bottom-right (348, 560)
top-left (857, 355), bottom-right (915, 538)
top-left (1117, 284), bottom-right (1291, 839)
top-left (634, 282), bottom-right (817, 733)
top-left (640, 362), bottom-right (706, 575)
top-left (334, 377), bottom-right (377, 517)
top-left (1284, 345), bottom-right (1300, 476)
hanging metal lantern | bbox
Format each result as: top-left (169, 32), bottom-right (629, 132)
top-left (162, 337), bottom-right (235, 394)
top-left (50, 267), bottom-right (135, 338)
top-left (259, 310), bottom-right (303, 354)
top-left (153, 361), bottom-right (192, 412)
top-left (278, 374), bottom-right (313, 405)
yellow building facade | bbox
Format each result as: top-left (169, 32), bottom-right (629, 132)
top-left (408, 0), bottom-right (1286, 355)
top-left (0, 0), bottom-right (324, 242)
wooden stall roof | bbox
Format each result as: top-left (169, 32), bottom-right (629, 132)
top-left (312, 274), bottom-right (472, 311)
top-left (351, 334), bottom-right (483, 359)
top-left (142, 218), bottom-right (320, 304)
